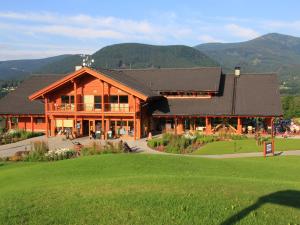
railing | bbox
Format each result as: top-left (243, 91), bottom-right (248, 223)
top-left (48, 103), bottom-right (131, 113)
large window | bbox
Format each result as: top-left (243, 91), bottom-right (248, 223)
top-left (94, 96), bottom-right (102, 109)
top-left (109, 95), bottom-right (118, 103)
top-left (61, 95), bottom-right (74, 104)
top-left (119, 95), bottom-right (128, 103)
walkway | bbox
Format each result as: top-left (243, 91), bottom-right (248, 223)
top-left (0, 135), bottom-right (91, 158)
top-left (126, 138), bottom-right (300, 159)
top-left (1, 135), bottom-right (300, 159)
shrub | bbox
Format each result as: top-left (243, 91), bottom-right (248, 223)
top-left (46, 148), bottom-right (77, 161)
top-left (81, 141), bottom-right (124, 155)
top-left (23, 141), bottom-right (49, 162)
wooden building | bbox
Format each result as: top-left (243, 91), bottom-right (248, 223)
top-left (0, 66), bottom-right (282, 139)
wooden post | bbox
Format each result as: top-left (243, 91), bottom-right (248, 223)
top-left (174, 116), bottom-right (177, 135)
top-left (73, 80), bottom-right (77, 112)
top-left (205, 116), bottom-right (212, 134)
top-left (101, 80), bottom-right (105, 138)
top-left (8, 116), bottom-right (12, 130)
top-left (50, 116), bottom-right (55, 136)
top-left (137, 98), bottom-right (141, 139)
top-left (133, 96), bottom-right (137, 140)
top-left (30, 116), bottom-right (34, 132)
top-left (176, 117), bottom-right (184, 134)
top-left (237, 117), bottom-right (242, 134)
top-left (45, 97), bottom-right (48, 137)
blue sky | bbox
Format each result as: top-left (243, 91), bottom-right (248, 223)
top-left (1, 0), bottom-right (300, 60)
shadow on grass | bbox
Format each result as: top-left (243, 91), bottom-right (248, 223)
top-left (220, 190), bottom-right (300, 225)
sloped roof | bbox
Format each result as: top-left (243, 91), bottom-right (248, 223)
top-left (234, 73), bottom-right (282, 116)
top-left (153, 74), bottom-right (283, 117)
top-left (152, 74), bottom-right (234, 116)
top-left (29, 67), bottom-right (153, 100)
top-left (122, 67), bottom-right (222, 93)
top-left (96, 68), bottom-right (155, 97)
top-left (0, 75), bottom-right (64, 115)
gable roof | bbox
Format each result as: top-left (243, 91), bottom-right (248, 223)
top-left (29, 67), bottom-right (154, 101)
top-left (122, 67), bottom-right (222, 93)
top-left (0, 75), bottom-right (64, 115)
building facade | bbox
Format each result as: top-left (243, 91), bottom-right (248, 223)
top-left (0, 67), bottom-right (283, 139)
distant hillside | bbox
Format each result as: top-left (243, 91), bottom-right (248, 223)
top-left (0, 55), bottom-right (72, 79)
top-left (36, 43), bottom-right (218, 74)
top-left (195, 33), bottom-right (300, 94)
top-left (91, 43), bottom-right (218, 69)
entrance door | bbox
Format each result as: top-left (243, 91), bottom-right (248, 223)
top-left (83, 120), bottom-right (89, 136)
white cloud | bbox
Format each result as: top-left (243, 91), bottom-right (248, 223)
top-left (225, 23), bottom-right (259, 39)
top-left (197, 35), bottom-right (222, 43)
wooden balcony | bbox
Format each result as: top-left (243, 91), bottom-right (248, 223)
top-left (47, 103), bottom-right (132, 114)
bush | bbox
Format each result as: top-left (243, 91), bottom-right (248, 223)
top-left (23, 141), bottom-right (49, 162)
top-left (81, 141), bottom-right (124, 156)
top-left (46, 148), bottom-right (77, 161)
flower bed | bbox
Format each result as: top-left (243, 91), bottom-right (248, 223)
top-left (6, 140), bottom-right (129, 162)
top-left (148, 133), bottom-right (249, 154)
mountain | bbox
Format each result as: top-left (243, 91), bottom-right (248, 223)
top-left (0, 55), bottom-right (73, 80)
top-left (36, 43), bottom-right (218, 74)
top-left (195, 33), bottom-right (300, 93)
top-left (91, 43), bottom-right (218, 69)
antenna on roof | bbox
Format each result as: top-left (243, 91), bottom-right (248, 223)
top-left (80, 54), bottom-right (95, 68)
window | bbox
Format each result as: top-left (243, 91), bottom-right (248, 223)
top-left (94, 96), bottom-right (101, 109)
top-left (61, 95), bottom-right (69, 104)
top-left (61, 95), bottom-right (74, 104)
top-left (119, 95), bottom-right (128, 103)
top-left (109, 95), bottom-right (118, 103)
top-left (36, 118), bottom-right (45, 124)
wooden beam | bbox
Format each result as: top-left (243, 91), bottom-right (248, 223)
top-left (45, 97), bottom-right (48, 137)
top-left (30, 116), bottom-right (34, 132)
top-left (205, 116), bottom-right (212, 134)
top-left (134, 96), bottom-right (136, 140)
top-left (101, 80), bottom-right (105, 139)
top-left (237, 117), bottom-right (242, 134)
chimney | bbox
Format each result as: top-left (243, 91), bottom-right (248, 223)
top-left (75, 65), bottom-right (83, 71)
top-left (234, 66), bottom-right (241, 76)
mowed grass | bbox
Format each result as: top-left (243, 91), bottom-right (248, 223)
top-left (1, 154), bottom-right (300, 224)
top-left (193, 138), bottom-right (300, 155)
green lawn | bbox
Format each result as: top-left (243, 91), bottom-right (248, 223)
top-left (193, 138), bottom-right (300, 155)
top-left (1, 154), bottom-right (300, 224)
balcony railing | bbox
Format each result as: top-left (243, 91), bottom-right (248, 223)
top-left (48, 103), bottom-right (131, 113)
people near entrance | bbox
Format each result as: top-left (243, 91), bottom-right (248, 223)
top-left (64, 127), bottom-right (74, 140)
top-left (90, 130), bottom-right (96, 139)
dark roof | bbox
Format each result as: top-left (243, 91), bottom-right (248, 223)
top-left (153, 74), bottom-right (282, 117)
top-left (0, 75), bottom-right (64, 115)
top-left (0, 69), bottom-right (282, 117)
top-left (152, 74), bottom-right (234, 116)
top-left (122, 67), bottom-right (221, 93)
top-left (96, 68), bottom-right (155, 97)
top-left (234, 73), bottom-right (282, 116)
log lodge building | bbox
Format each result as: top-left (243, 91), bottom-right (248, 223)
top-left (0, 66), bottom-right (282, 139)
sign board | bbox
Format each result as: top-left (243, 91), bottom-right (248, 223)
top-left (264, 140), bottom-right (275, 157)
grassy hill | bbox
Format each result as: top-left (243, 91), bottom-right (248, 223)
top-left (36, 43), bottom-right (218, 74)
top-left (1, 154), bottom-right (300, 224)
top-left (0, 44), bottom-right (218, 79)
top-left (92, 43), bottom-right (218, 69)
top-left (0, 55), bottom-right (72, 79)
top-left (195, 33), bottom-right (300, 94)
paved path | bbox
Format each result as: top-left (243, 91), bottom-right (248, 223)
top-left (0, 135), bottom-right (92, 158)
top-left (1, 135), bottom-right (300, 159)
top-left (126, 138), bottom-right (300, 159)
